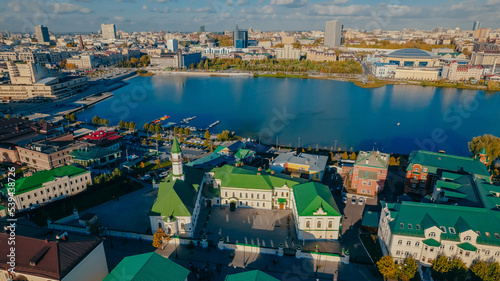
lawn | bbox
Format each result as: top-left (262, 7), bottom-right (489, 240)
top-left (26, 178), bottom-right (142, 226)
top-left (360, 233), bottom-right (384, 263)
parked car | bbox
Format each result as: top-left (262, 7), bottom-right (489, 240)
top-left (140, 174), bottom-right (151, 181)
top-left (358, 198), bottom-right (364, 205)
top-left (159, 171), bottom-right (169, 178)
top-left (342, 196), bottom-right (347, 203)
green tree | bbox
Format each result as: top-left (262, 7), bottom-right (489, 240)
top-left (173, 127), bottom-right (179, 134)
top-left (148, 123), bottom-right (156, 133)
top-left (204, 130), bottom-right (210, 139)
top-left (143, 123), bottom-right (150, 131)
top-left (69, 113), bottom-right (77, 122)
top-left (432, 256), bottom-right (467, 281)
top-left (431, 255), bottom-right (450, 281)
top-left (130, 57), bottom-right (139, 67)
top-left (470, 260), bottom-right (500, 281)
top-left (184, 127), bottom-right (191, 136)
top-left (103, 119), bottom-right (109, 127)
top-left (377, 255), bottom-right (397, 280)
top-left (399, 257), bottom-right (418, 281)
top-left (118, 120), bottom-right (125, 128)
top-left (468, 134), bottom-right (500, 162)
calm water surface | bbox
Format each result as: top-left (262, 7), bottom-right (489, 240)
top-left (78, 75), bottom-right (500, 155)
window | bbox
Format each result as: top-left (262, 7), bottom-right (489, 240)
top-left (306, 221), bottom-right (310, 228)
top-left (429, 232), bottom-right (436, 237)
top-left (449, 227), bottom-right (456, 234)
top-left (430, 248), bottom-right (434, 252)
top-left (408, 224), bottom-right (413, 229)
top-left (34, 193), bottom-right (37, 197)
top-left (361, 189), bottom-right (366, 193)
top-left (464, 236), bottom-right (471, 241)
top-left (485, 250), bottom-right (490, 255)
top-left (27, 195), bottom-right (30, 199)
top-left (440, 245), bottom-right (445, 250)
top-left (225, 192), bottom-right (228, 197)
top-left (407, 241), bottom-right (411, 246)
top-left (317, 221), bottom-right (322, 228)
top-left (398, 240), bottom-right (403, 245)
top-left (328, 221), bottom-right (333, 228)
top-left (425, 246), bottom-right (428, 251)
top-left (486, 232), bottom-right (491, 238)
top-left (465, 252), bottom-right (470, 257)
top-left (232, 192), bottom-right (235, 197)
top-left (239, 193), bottom-right (242, 198)
top-left (257, 194), bottom-right (260, 199)
top-left (423, 167), bottom-right (428, 172)
top-left (413, 176), bottom-right (418, 180)
top-left (400, 223), bottom-right (404, 229)
top-left (245, 193), bottom-right (248, 198)
top-left (263, 203), bottom-right (265, 207)
top-left (460, 250), bottom-right (463, 255)
top-left (20, 197), bottom-right (24, 201)
top-left (251, 194), bottom-right (254, 199)
top-left (415, 168), bottom-right (419, 172)
top-left (495, 251), bottom-right (500, 257)
top-left (416, 225), bottom-right (421, 230)
top-left (263, 194), bottom-right (265, 199)
top-left (240, 201), bottom-right (242, 205)
top-left (362, 181), bottom-right (366, 185)
top-left (368, 182), bottom-right (372, 186)
top-left (367, 190), bottom-right (371, 194)
top-left (257, 202), bottom-right (259, 207)
top-left (476, 231), bottom-right (481, 236)
top-left (440, 227), bottom-right (447, 233)
top-left (396, 250), bottom-right (401, 255)
top-left (415, 242), bottom-right (420, 247)
top-left (412, 184), bottom-right (416, 188)
top-left (450, 246), bottom-right (454, 251)
top-left (495, 233), bottom-right (500, 239)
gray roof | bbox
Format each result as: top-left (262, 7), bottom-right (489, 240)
top-left (382, 48), bottom-right (439, 59)
top-left (272, 152), bottom-right (328, 172)
top-left (355, 151), bottom-right (389, 169)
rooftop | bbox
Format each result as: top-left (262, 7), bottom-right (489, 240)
top-left (272, 152), bottom-right (328, 172)
top-left (382, 48), bottom-right (439, 59)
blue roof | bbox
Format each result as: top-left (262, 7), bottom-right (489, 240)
top-left (383, 48), bottom-right (439, 59)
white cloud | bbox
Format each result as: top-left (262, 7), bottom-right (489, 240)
top-left (50, 3), bottom-right (91, 14)
top-left (237, 0), bottom-right (248, 5)
top-left (270, 0), bottom-right (308, 7)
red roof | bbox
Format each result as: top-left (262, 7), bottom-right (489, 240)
top-left (80, 130), bottom-right (121, 141)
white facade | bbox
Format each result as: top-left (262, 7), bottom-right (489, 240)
top-left (171, 151), bottom-right (184, 181)
top-left (442, 62), bottom-right (483, 81)
top-left (101, 24), bottom-right (116, 40)
top-left (373, 63), bottom-right (397, 78)
top-left (167, 39), bottom-right (178, 52)
top-left (275, 45), bottom-right (301, 60)
top-left (325, 20), bottom-right (342, 47)
top-left (12, 171), bottom-right (91, 211)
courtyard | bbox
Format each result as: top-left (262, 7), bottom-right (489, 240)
top-left (195, 206), bottom-right (342, 254)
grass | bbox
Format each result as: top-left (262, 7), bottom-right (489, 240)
top-left (27, 178), bottom-right (142, 226)
top-left (350, 79), bottom-right (393, 89)
top-left (360, 233), bottom-right (384, 263)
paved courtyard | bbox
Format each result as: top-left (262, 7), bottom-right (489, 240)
top-left (75, 185), bottom-right (157, 233)
top-left (196, 206), bottom-right (342, 253)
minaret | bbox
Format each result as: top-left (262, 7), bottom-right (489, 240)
top-left (170, 137), bottom-right (184, 181)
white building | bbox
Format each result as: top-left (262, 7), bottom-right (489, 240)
top-left (372, 63), bottom-right (397, 78)
top-left (378, 201), bottom-right (500, 272)
top-left (325, 20), bottom-right (342, 47)
top-left (167, 39), bottom-right (178, 52)
top-left (2, 165), bottom-right (91, 211)
top-left (101, 23), bottom-right (116, 40)
top-left (442, 61), bottom-right (484, 81)
top-left (275, 44), bottom-right (301, 60)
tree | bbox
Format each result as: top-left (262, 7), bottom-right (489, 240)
top-left (69, 113), bottom-right (77, 122)
top-left (92, 115), bottom-right (101, 125)
top-left (143, 123), bottom-right (150, 131)
top-left (468, 134), bottom-right (500, 162)
top-left (118, 120), bottom-right (125, 128)
top-left (140, 55), bottom-right (150, 67)
top-left (470, 260), bottom-right (500, 281)
top-left (184, 127), bottom-right (191, 136)
top-left (173, 127), bottom-right (179, 134)
top-left (431, 256), bottom-right (467, 281)
top-left (350, 152), bottom-right (356, 160)
top-left (103, 119), bottom-right (109, 127)
top-left (129, 121), bottom-right (136, 131)
top-left (152, 228), bottom-right (165, 248)
top-left (377, 255), bottom-right (397, 280)
top-left (155, 123), bottom-right (162, 133)
top-left (389, 156), bottom-right (397, 166)
top-left (488, 81), bottom-right (499, 91)
top-left (142, 138), bottom-right (147, 146)
top-left (399, 257), bottom-right (418, 281)
top-left (148, 123), bottom-right (156, 133)
top-left (204, 130), bottom-right (210, 139)
top-left (431, 255), bottom-right (450, 281)
top-left (341, 152), bottom-right (348, 160)
top-left (130, 57), bottom-right (139, 67)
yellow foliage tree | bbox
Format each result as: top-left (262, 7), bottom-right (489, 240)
top-left (152, 228), bottom-right (165, 248)
top-left (350, 152), bottom-right (356, 160)
top-left (341, 152), bottom-right (348, 160)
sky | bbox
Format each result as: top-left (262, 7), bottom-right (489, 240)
top-left (1, 0), bottom-right (500, 34)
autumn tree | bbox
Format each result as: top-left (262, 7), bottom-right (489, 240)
top-left (341, 151), bottom-right (348, 160)
top-left (204, 130), bottom-right (210, 139)
top-left (140, 55), bottom-right (150, 67)
top-left (468, 134), bottom-right (500, 162)
top-left (350, 152), bottom-right (356, 160)
top-left (487, 80), bottom-right (499, 91)
top-left (470, 260), bottom-right (500, 281)
top-left (129, 121), bottom-right (136, 131)
top-left (155, 123), bottom-right (162, 133)
top-left (399, 257), bottom-right (418, 281)
top-left (152, 228), bottom-right (165, 248)
top-left (431, 256), bottom-right (467, 281)
top-left (130, 57), bottom-right (139, 67)
top-left (377, 255), bottom-right (397, 280)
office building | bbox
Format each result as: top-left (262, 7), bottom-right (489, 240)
top-left (199, 25), bottom-right (205, 33)
top-left (473, 21), bottom-right (481, 31)
top-left (66, 54), bottom-right (97, 69)
top-left (471, 51), bottom-right (500, 66)
top-left (35, 25), bottom-right (50, 44)
top-left (233, 24), bottom-right (248, 49)
top-left (167, 39), bottom-right (178, 52)
top-left (325, 20), bottom-right (342, 47)
top-left (275, 44), bottom-right (301, 60)
top-left (150, 51), bottom-right (201, 69)
top-left (101, 23), bottom-right (116, 40)
top-left (473, 28), bottom-right (491, 40)
top-left (0, 62), bottom-right (88, 100)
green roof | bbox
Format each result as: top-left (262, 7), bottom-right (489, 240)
top-left (69, 147), bottom-right (121, 161)
top-left (361, 210), bottom-right (380, 228)
top-left (436, 180), bottom-right (462, 190)
top-left (441, 172), bottom-right (463, 181)
top-left (235, 149), bottom-right (254, 160)
top-left (423, 238), bottom-right (441, 247)
top-left (103, 252), bottom-right (189, 281)
top-left (278, 198), bottom-right (287, 204)
top-left (293, 182), bottom-right (341, 217)
top-left (171, 137), bottom-right (181, 154)
top-left (443, 190), bottom-right (468, 199)
top-left (150, 179), bottom-right (198, 217)
top-left (3, 165), bottom-right (88, 196)
top-left (211, 165), bottom-right (303, 190)
top-left (384, 201), bottom-right (500, 247)
top-left (225, 270), bottom-right (279, 281)
top-left (407, 150), bottom-right (490, 181)
top-left (457, 242), bottom-right (477, 252)
top-left (354, 151), bottom-right (389, 169)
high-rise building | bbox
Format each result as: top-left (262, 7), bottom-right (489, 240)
top-left (101, 23), bottom-right (116, 40)
top-left (167, 39), bottom-right (178, 52)
top-left (473, 21), bottom-right (481, 31)
top-left (199, 26), bottom-right (205, 33)
top-left (35, 25), bottom-right (50, 44)
top-left (233, 24), bottom-right (248, 49)
top-left (324, 20), bottom-right (342, 47)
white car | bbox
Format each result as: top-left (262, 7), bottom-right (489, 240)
top-left (358, 198), bottom-right (364, 205)
top-left (159, 171), bottom-right (169, 178)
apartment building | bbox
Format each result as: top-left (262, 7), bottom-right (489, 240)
top-left (351, 151), bottom-right (389, 195)
top-left (442, 61), bottom-right (483, 81)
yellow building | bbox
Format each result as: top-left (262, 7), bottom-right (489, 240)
top-left (270, 152), bottom-right (328, 181)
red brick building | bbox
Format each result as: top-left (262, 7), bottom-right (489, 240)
top-left (351, 151), bottom-right (389, 195)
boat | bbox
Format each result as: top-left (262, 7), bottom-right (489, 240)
top-left (152, 115), bottom-right (170, 124)
top-left (180, 116), bottom-right (196, 124)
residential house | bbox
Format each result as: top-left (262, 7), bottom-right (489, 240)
top-left (351, 151), bottom-right (389, 195)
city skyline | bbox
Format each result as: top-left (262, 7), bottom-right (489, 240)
top-left (2, 0), bottom-right (500, 34)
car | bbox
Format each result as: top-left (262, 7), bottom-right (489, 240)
top-left (351, 197), bottom-right (357, 205)
top-left (140, 174), bottom-right (151, 181)
top-left (342, 196), bottom-right (347, 203)
top-left (159, 171), bottom-right (169, 178)
top-left (358, 198), bottom-right (364, 205)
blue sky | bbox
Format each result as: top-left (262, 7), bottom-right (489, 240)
top-left (2, 0), bottom-right (499, 33)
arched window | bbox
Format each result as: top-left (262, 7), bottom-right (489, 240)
top-left (232, 192), bottom-right (235, 197)
top-left (328, 221), bottom-right (333, 228)
top-left (225, 191), bottom-right (228, 197)
top-left (251, 194), bottom-right (254, 199)
top-left (158, 222), bottom-right (162, 228)
top-left (257, 194), bottom-right (260, 199)
top-left (464, 236), bottom-right (471, 241)
top-left (317, 221), bottom-right (322, 228)
top-left (306, 221), bottom-right (310, 228)
top-left (245, 193), bottom-right (248, 198)
top-left (263, 194), bottom-right (265, 199)
top-left (240, 193), bottom-right (242, 198)
top-left (180, 222), bottom-right (185, 230)
top-left (167, 227), bottom-right (171, 234)
top-left (429, 232), bottom-right (436, 237)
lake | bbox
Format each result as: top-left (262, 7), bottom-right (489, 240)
top-left (78, 74), bottom-right (500, 155)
